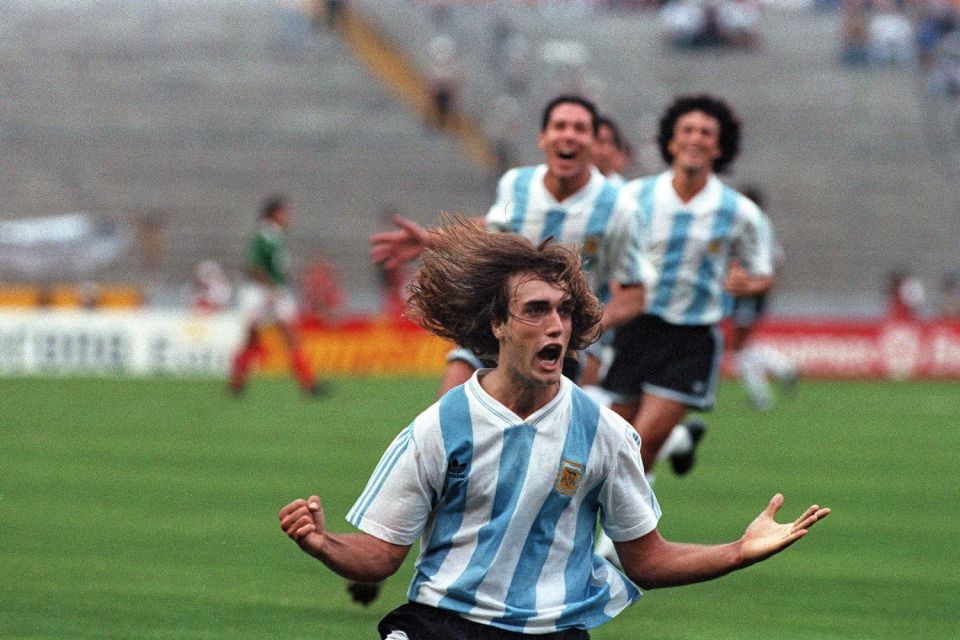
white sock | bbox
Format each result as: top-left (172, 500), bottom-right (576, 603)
top-left (656, 424), bottom-right (693, 462)
top-left (737, 349), bottom-right (773, 407)
top-left (750, 344), bottom-right (797, 381)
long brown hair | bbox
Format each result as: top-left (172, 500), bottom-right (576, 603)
top-left (406, 215), bottom-right (602, 359)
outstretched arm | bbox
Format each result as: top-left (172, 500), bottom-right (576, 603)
top-left (369, 214), bottom-right (438, 271)
top-left (279, 496), bottom-right (410, 583)
top-left (616, 494), bottom-right (830, 590)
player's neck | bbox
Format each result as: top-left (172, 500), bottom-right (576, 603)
top-left (480, 368), bottom-right (559, 421)
top-left (671, 167), bottom-right (711, 203)
top-left (543, 168), bottom-right (590, 203)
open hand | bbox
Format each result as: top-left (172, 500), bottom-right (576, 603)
top-left (739, 493), bottom-right (830, 566)
top-left (369, 214), bottom-right (431, 271)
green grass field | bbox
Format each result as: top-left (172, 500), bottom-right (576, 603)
top-left (2, 375), bottom-right (957, 639)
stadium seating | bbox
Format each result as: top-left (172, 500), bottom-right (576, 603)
top-left (1, 1), bottom-right (957, 316)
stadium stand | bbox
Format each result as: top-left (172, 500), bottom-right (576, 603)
top-left (1, 1), bottom-right (958, 316)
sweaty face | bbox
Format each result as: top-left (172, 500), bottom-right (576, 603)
top-left (493, 274), bottom-right (574, 390)
top-left (538, 103), bottom-right (595, 183)
top-left (667, 110), bottom-right (722, 175)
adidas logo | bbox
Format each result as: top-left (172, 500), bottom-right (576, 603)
top-left (447, 457), bottom-right (468, 478)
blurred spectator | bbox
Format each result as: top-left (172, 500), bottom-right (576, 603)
top-left (137, 210), bottom-right (165, 271)
top-left (885, 267), bottom-right (927, 321)
top-left (716, 0), bottom-right (763, 49)
top-left (866, 0), bottom-right (914, 67)
top-left (300, 256), bottom-right (345, 324)
top-left (306, 0), bottom-right (344, 30)
top-left (190, 260), bottom-right (233, 313)
top-left (725, 185), bottom-right (799, 412)
top-left (504, 31), bottom-right (532, 97)
top-left (659, 0), bottom-right (762, 49)
top-left (840, 0), bottom-right (869, 64)
top-left (926, 30), bottom-right (960, 97)
top-left (915, 0), bottom-right (958, 68)
top-left (660, 0), bottom-right (710, 47)
top-left (425, 34), bottom-right (462, 129)
top-left (275, 0), bottom-right (310, 55)
top-left (324, 0), bottom-right (345, 29)
top-left (938, 270), bottom-right (960, 318)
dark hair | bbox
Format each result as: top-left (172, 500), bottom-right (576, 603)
top-left (541, 95), bottom-right (599, 137)
top-left (407, 215), bottom-right (602, 359)
top-left (657, 94), bottom-right (741, 174)
top-left (261, 195), bottom-right (288, 219)
top-left (597, 115), bottom-right (626, 150)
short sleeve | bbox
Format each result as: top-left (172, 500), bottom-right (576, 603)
top-left (598, 420), bottom-right (661, 542)
top-left (732, 199), bottom-right (774, 278)
top-left (606, 192), bottom-right (655, 288)
top-left (345, 414), bottom-right (446, 546)
top-left (485, 169), bottom-right (516, 233)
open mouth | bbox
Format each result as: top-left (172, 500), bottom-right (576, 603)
top-left (537, 344), bottom-right (563, 365)
top-left (557, 149), bottom-right (577, 161)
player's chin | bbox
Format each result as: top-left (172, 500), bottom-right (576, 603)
top-left (533, 362), bottom-right (563, 385)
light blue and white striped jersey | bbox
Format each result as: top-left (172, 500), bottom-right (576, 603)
top-left (347, 373), bottom-right (661, 634)
top-left (626, 171), bottom-right (774, 326)
top-left (486, 164), bottom-right (652, 303)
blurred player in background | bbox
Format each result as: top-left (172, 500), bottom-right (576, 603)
top-left (371, 95), bottom-right (649, 396)
top-left (189, 259), bottom-right (232, 313)
top-left (281, 217), bottom-right (830, 639)
top-left (299, 255), bottom-right (345, 325)
top-left (885, 266), bottom-right (927, 321)
top-left (228, 195), bottom-right (329, 397)
top-left (592, 114), bottom-right (632, 186)
top-left (578, 113), bottom-right (632, 388)
top-left (725, 185), bottom-right (799, 411)
top-left (599, 95), bottom-right (774, 483)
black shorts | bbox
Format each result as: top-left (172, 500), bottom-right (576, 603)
top-left (378, 602), bottom-right (589, 640)
top-left (600, 314), bottom-right (722, 410)
top-left (730, 294), bottom-right (768, 329)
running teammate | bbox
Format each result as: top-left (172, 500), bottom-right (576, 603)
top-left (592, 114), bottom-right (631, 186)
top-left (280, 217), bottom-right (830, 639)
top-left (726, 185), bottom-right (799, 411)
top-left (371, 95), bottom-right (649, 396)
top-left (600, 95), bottom-right (774, 476)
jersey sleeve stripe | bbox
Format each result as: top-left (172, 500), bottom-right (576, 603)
top-left (346, 425), bottom-right (413, 525)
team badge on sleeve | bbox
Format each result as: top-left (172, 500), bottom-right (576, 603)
top-left (555, 460), bottom-right (585, 496)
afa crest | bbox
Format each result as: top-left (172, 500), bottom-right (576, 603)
top-left (580, 235), bottom-right (601, 269)
top-left (554, 460), bottom-right (585, 497)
